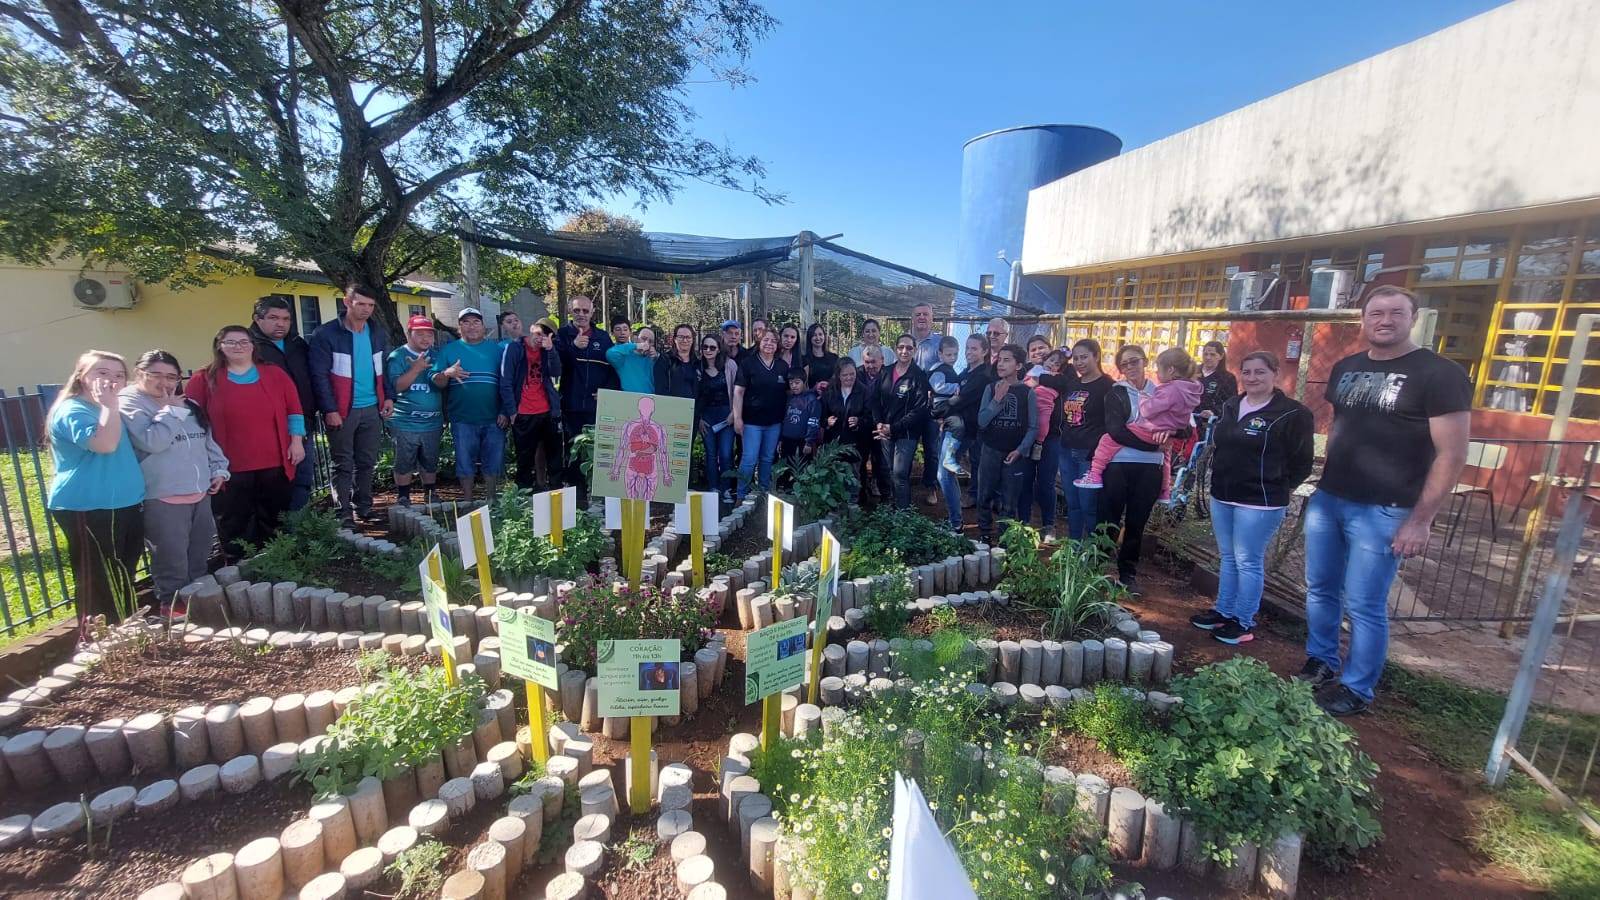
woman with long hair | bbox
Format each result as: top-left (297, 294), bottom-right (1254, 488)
top-left (1049, 339), bottom-right (1115, 540)
top-left (654, 324), bottom-right (701, 400)
top-left (1096, 344), bottom-right (1164, 594)
top-left (46, 350), bottom-right (145, 635)
top-left (733, 329), bottom-right (788, 498)
top-left (776, 324), bottom-right (802, 369)
top-left (821, 357), bottom-right (874, 501)
top-left (185, 326), bottom-right (305, 560)
top-left (693, 333), bottom-right (738, 502)
top-left (1196, 340), bottom-right (1239, 422)
top-left (120, 350), bottom-right (229, 617)
top-left (802, 323), bottom-right (839, 391)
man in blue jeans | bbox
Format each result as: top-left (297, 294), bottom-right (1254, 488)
top-left (434, 307), bottom-right (505, 501)
top-left (1299, 285), bottom-right (1470, 716)
top-left (908, 302), bottom-right (945, 506)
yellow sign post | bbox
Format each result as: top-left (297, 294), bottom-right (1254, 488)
top-left (629, 717), bottom-right (651, 813)
top-left (456, 506), bottom-right (496, 607)
top-left (770, 501), bottom-right (784, 592)
top-left (621, 498), bottom-right (647, 587)
top-left (690, 499), bottom-right (706, 588)
top-left (420, 545), bottom-right (457, 687)
top-left (807, 529), bottom-right (840, 706)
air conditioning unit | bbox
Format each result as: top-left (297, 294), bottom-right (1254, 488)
top-left (71, 272), bottom-right (137, 310)
top-left (1309, 267), bottom-right (1355, 309)
top-left (1228, 271), bottom-right (1281, 311)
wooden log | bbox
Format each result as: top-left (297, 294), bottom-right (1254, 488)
top-left (85, 717), bottom-right (131, 779)
top-left (237, 697), bottom-right (277, 756)
top-left (88, 784), bottom-right (137, 826)
top-left (488, 815), bottom-right (528, 877)
top-left (1258, 831), bottom-right (1303, 900)
top-left (340, 846), bottom-right (385, 891)
top-left (415, 753), bottom-right (447, 798)
top-left (1103, 638), bottom-right (1128, 682)
top-left (280, 818), bottom-right (326, 889)
top-left (1219, 840), bottom-right (1259, 891)
top-left (179, 851), bottom-right (238, 900)
top-left (1141, 798), bottom-right (1180, 870)
top-left (220, 754), bottom-right (262, 794)
top-left (468, 840), bottom-right (509, 900)
top-left (377, 824), bottom-right (420, 864)
top-left (671, 830), bottom-right (707, 862)
top-left (565, 840), bottom-right (605, 878)
top-left (676, 854), bottom-right (715, 895)
top-left (1107, 786), bottom-right (1145, 859)
top-left (444, 736), bottom-right (478, 780)
top-left (1179, 820), bottom-right (1211, 877)
top-left (408, 799), bottom-right (449, 836)
top-left (749, 816), bottom-right (780, 893)
top-left (179, 763), bottom-right (222, 802)
top-left (303, 691), bottom-right (337, 735)
top-left (299, 871), bottom-right (348, 900)
top-left (233, 836), bottom-right (284, 900)
top-left (347, 775), bottom-right (389, 845)
top-left (544, 872), bottom-right (586, 900)
top-left (123, 713), bottom-right (173, 771)
top-left (42, 725), bottom-right (92, 783)
top-left (656, 809), bottom-right (692, 841)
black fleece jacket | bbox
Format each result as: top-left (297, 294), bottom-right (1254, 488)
top-left (1208, 390), bottom-right (1316, 508)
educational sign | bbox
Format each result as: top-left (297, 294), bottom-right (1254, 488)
top-left (591, 389), bottom-right (694, 505)
top-left (745, 617), bottom-right (808, 704)
top-left (532, 487), bottom-right (577, 537)
top-left (673, 491), bottom-right (719, 536)
top-left (766, 495), bottom-right (794, 551)
top-left (455, 505), bottom-right (494, 571)
top-left (597, 639), bottom-right (682, 717)
top-left (420, 570), bottom-right (453, 647)
top-left (495, 606), bottom-right (558, 690)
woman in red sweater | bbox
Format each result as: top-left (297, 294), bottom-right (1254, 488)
top-left (186, 325), bottom-right (306, 560)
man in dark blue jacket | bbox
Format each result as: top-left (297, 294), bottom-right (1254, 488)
top-left (552, 294), bottom-right (612, 491)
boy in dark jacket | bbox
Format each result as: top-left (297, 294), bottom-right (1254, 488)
top-left (779, 370), bottom-right (822, 464)
top-left (249, 296), bottom-right (317, 509)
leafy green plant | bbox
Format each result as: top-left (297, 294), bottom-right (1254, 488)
top-left (617, 828), bottom-right (657, 870)
top-left (840, 546), bottom-right (901, 579)
top-left (776, 441), bottom-right (860, 520)
top-left (571, 426), bottom-right (596, 480)
top-left (508, 758), bottom-right (549, 797)
top-left (556, 581), bottom-right (717, 672)
top-left (1000, 521), bottom-right (1121, 640)
top-left (1134, 657), bottom-right (1382, 868)
top-left (241, 507), bottom-right (352, 586)
top-left (704, 549), bottom-right (742, 576)
top-left (861, 572), bottom-right (912, 639)
top-left (838, 505), bottom-right (972, 574)
top-left (385, 838), bottom-right (450, 899)
top-left (297, 666), bottom-right (485, 796)
top-left (355, 649), bottom-right (392, 682)
top-left (1056, 683), bottom-right (1159, 769)
top-left (780, 671), bottom-right (1117, 899)
top-left (491, 489), bottom-right (608, 582)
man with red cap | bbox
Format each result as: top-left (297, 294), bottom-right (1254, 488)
top-left (383, 314), bottom-right (444, 506)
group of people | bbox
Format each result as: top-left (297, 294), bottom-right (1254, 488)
top-left (45, 282), bottom-right (1469, 716)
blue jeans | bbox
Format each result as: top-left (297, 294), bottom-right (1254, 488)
top-left (891, 437), bottom-right (918, 508)
top-left (452, 421), bottom-right (506, 479)
top-left (289, 437), bottom-right (316, 511)
top-left (1209, 499), bottom-right (1288, 629)
top-left (938, 431), bottom-right (967, 529)
top-left (920, 417), bottom-right (942, 488)
top-left (699, 412), bottom-right (735, 497)
top-left (1304, 491), bottom-right (1407, 701)
top-left (737, 423), bottom-right (780, 498)
top-left (975, 444), bottom-right (1027, 541)
top-left (1058, 447), bottom-right (1098, 541)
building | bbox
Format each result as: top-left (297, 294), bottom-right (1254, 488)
top-left (0, 255), bottom-right (450, 390)
top-left (1021, 0), bottom-right (1600, 438)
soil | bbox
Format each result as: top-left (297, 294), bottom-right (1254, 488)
top-left (903, 602), bottom-right (1049, 644)
top-left (0, 775), bottom-right (314, 899)
top-left (5, 641), bottom-right (423, 736)
top-left (1041, 730), bottom-right (1133, 787)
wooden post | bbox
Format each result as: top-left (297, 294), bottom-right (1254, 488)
top-left (760, 694), bottom-right (781, 753)
top-left (470, 513), bottom-right (495, 608)
top-left (770, 501), bottom-right (784, 592)
top-left (628, 716), bottom-right (650, 814)
top-left (555, 260), bottom-right (568, 321)
top-left (459, 217), bottom-right (481, 312)
top-left (806, 532), bottom-right (835, 706)
top-left (548, 491), bottom-right (565, 549)
top-left (525, 681), bottom-right (548, 766)
top-left (690, 494), bottom-right (706, 589)
top-left (796, 233), bottom-right (816, 329)
top-left (622, 499), bottom-right (647, 587)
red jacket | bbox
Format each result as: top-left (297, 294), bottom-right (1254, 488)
top-left (185, 366), bottom-right (303, 479)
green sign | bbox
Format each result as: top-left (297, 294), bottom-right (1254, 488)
top-left (597, 639), bottom-right (682, 717)
top-left (745, 617), bottom-right (809, 704)
top-left (420, 573), bottom-right (453, 647)
top-left (496, 606), bottom-right (558, 690)
top-left (591, 389), bottom-right (695, 505)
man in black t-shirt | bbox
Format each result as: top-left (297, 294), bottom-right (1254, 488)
top-left (1298, 286), bottom-right (1471, 716)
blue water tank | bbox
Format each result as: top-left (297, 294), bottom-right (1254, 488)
top-left (955, 125), bottom-right (1122, 318)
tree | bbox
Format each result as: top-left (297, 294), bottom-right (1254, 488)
top-left (549, 207), bottom-right (646, 319)
top-left (0, 0), bottom-right (776, 337)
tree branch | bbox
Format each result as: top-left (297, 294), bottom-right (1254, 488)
top-left (0, 1), bottom-right (67, 47)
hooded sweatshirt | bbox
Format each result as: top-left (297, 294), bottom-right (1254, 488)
top-left (781, 389), bottom-right (822, 448)
top-left (118, 387), bottom-right (230, 500)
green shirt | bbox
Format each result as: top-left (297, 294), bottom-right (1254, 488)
top-left (436, 338), bottom-right (502, 425)
top-left (385, 346), bottom-right (442, 432)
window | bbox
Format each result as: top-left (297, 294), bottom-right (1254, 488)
top-left (1463, 219), bottom-right (1600, 422)
top-left (298, 295), bottom-right (322, 333)
top-left (408, 304), bottom-right (426, 318)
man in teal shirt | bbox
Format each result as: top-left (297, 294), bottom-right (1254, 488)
top-left (385, 315), bottom-right (443, 506)
top-left (434, 307), bottom-right (505, 500)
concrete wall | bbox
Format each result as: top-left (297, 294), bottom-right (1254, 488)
top-left (955, 125), bottom-right (1121, 315)
top-left (0, 260), bottom-right (341, 389)
top-left (1023, 0), bottom-right (1600, 275)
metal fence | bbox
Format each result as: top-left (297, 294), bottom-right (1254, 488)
top-left (0, 386), bottom-right (77, 640)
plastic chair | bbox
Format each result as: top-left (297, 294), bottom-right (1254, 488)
top-left (1444, 441), bottom-right (1508, 545)
top-left (1515, 443), bottom-right (1600, 512)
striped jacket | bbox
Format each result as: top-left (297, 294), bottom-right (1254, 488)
top-left (308, 317), bottom-right (389, 417)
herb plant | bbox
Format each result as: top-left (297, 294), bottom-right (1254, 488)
top-left (1055, 682), bottom-right (1158, 769)
top-left (385, 838), bottom-right (449, 899)
top-left (999, 521), bottom-right (1121, 640)
top-left (241, 507), bottom-right (351, 586)
top-left (555, 581), bottom-right (718, 672)
top-left (491, 488), bottom-right (608, 582)
top-left (1134, 657), bottom-right (1383, 867)
top-left (838, 505), bottom-right (972, 574)
top-left (776, 441), bottom-right (860, 520)
top-left (297, 666), bottom-right (485, 796)
top-left (861, 572), bottom-right (912, 639)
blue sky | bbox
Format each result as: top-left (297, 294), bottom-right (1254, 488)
top-left (608, 0), bottom-right (1506, 281)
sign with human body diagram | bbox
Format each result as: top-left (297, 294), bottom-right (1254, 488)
top-left (591, 389), bottom-right (694, 505)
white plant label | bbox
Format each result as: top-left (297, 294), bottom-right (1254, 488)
top-left (673, 491), bottom-right (719, 536)
top-left (531, 487), bottom-right (578, 537)
top-left (766, 495), bottom-right (794, 551)
top-left (456, 505), bottom-right (494, 571)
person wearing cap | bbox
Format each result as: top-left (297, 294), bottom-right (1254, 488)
top-left (308, 281), bottom-right (391, 525)
top-left (500, 316), bottom-right (564, 492)
top-left (385, 315), bottom-right (444, 506)
top-left (433, 306), bottom-right (505, 501)
top-left (720, 319), bottom-right (744, 362)
top-left (553, 294), bottom-right (613, 494)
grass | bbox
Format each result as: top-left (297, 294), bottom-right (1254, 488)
top-left (0, 450), bottom-right (76, 648)
top-left (1381, 663), bottom-right (1600, 897)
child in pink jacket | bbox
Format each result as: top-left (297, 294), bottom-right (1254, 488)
top-left (1075, 347), bottom-right (1202, 498)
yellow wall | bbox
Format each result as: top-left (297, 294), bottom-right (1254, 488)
top-left (0, 260), bottom-right (342, 389)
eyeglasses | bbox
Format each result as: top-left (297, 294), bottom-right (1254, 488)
top-left (220, 340), bottom-right (252, 348)
top-left (701, 345), bottom-right (719, 352)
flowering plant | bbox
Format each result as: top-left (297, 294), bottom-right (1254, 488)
top-left (555, 579), bottom-right (718, 671)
